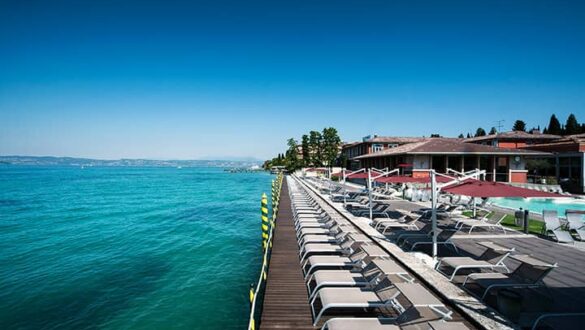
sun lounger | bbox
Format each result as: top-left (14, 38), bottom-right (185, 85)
top-left (320, 317), bottom-right (400, 330)
top-left (299, 235), bottom-right (371, 263)
top-left (306, 258), bottom-right (414, 300)
top-left (391, 223), bottom-right (434, 244)
top-left (400, 230), bottom-right (459, 253)
top-left (376, 213), bottom-right (422, 234)
top-left (311, 280), bottom-right (452, 326)
top-left (297, 223), bottom-right (356, 240)
top-left (462, 254), bottom-right (558, 299)
top-left (302, 244), bottom-right (388, 279)
top-left (542, 210), bottom-right (574, 244)
top-left (566, 212), bottom-right (585, 241)
top-left (321, 318), bottom-right (469, 330)
top-left (435, 241), bottom-right (514, 281)
top-left (454, 214), bottom-right (507, 234)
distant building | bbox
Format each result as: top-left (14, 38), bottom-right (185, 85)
top-left (342, 135), bottom-right (428, 160)
top-left (520, 133), bottom-right (585, 193)
top-left (464, 130), bottom-right (561, 149)
top-left (351, 138), bottom-right (548, 183)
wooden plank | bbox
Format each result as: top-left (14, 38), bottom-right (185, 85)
top-left (260, 180), bottom-right (317, 330)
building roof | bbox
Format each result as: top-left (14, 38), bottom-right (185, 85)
top-left (366, 136), bottom-right (428, 143)
top-left (343, 136), bottom-right (460, 149)
top-left (464, 130), bottom-right (561, 143)
top-left (354, 138), bottom-right (550, 159)
top-left (520, 133), bottom-right (585, 153)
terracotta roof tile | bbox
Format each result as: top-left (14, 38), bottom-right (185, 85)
top-left (354, 138), bottom-right (549, 159)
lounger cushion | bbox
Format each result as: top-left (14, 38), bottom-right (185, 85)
top-left (318, 287), bottom-right (381, 307)
top-left (440, 257), bottom-right (493, 268)
top-left (326, 318), bottom-right (400, 330)
top-left (303, 244), bottom-right (344, 254)
top-left (313, 270), bottom-right (367, 285)
top-left (467, 273), bottom-right (517, 288)
top-left (306, 256), bottom-right (353, 266)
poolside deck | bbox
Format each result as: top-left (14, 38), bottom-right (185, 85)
top-left (260, 180), bottom-right (316, 330)
top-left (364, 195), bottom-right (585, 328)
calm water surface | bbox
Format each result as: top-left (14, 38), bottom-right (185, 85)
top-left (0, 166), bottom-right (272, 329)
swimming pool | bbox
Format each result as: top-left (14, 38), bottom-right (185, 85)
top-left (490, 197), bottom-right (585, 217)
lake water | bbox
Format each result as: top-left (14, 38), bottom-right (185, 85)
top-left (0, 166), bottom-right (272, 329)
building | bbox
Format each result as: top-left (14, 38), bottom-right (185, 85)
top-left (342, 135), bottom-right (429, 162)
top-left (464, 130), bottom-right (561, 148)
top-left (352, 138), bottom-right (549, 183)
top-left (520, 134), bottom-right (585, 193)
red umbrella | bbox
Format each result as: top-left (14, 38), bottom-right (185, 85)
top-left (346, 172), bottom-right (370, 179)
top-left (442, 180), bottom-right (566, 198)
top-left (375, 175), bottom-right (455, 184)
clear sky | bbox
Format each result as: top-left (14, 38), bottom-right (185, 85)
top-left (1, 0), bottom-right (584, 160)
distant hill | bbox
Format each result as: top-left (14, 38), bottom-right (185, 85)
top-left (0, 156), bottom-right (262, 168)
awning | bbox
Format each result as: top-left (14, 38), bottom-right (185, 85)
top-left (442, 180), bottom-right (566, 198)
top-left (332, 170), bottom-right (384, 179)
top-left (375, 175), bottom-right (455, 184)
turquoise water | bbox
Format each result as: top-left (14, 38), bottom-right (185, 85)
top-left (490, 197), bottom-right (585, 217)
top-left (0, 166), bottom-right (273, 330)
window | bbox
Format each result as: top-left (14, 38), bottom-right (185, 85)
top-left (372, 144), bottom-right (383, 153)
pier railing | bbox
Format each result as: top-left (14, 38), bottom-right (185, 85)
top-left (247, 172), bottom-right (283, 330)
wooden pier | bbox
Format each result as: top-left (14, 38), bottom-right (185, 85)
top-left (260, 180), bottom-right (316, 330)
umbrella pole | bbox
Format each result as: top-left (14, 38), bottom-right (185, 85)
top-left (368, 169), bottom-right (373, 221)
top-left (472, 197), bottom-right (476, 217)
top-left (431, 170), bottom-right (438, 259)
top-left (342, 169), bottom-right (347, 207)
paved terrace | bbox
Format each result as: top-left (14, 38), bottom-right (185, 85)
top-left (296, 176), bottom-right (513, 330)
top-left (302, 177), bottom-right (585, 329)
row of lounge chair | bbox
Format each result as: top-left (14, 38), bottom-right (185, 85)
top-left (543, 210), bottom-right (585, 244)
top-left (288, 178), bottom-right (470, 330)
top-left (361, 201), bottom-right (559, 311)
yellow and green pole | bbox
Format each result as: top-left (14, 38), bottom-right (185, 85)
top-left (261, 193), bottom-right (269, 249)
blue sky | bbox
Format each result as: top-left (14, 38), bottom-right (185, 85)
top-left (1, 0), bottom-right (584, 160)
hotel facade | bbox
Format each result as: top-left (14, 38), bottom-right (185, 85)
top-left (341, 132), bottom-right (585, 194)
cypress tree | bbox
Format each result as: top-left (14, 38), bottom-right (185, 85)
top-left (512, 120), bottom-right (526, 132)
top-left (475, 128), bottom-right (486, 137)
top-left (565, 114), bottom-right (580, 135)
top-left (547, 114), bottom-right (562, 135)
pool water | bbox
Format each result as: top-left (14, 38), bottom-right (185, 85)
top-left (490, 197), bottom-right (585, 217)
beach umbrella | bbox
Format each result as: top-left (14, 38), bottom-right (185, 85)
top-left (441, 180), bottom-right (565, 198)
top-left (429, 171), bottom-right (568, 259)
top-left (375, 175), bottom-right (455, 184)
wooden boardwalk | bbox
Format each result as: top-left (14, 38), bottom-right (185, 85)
top-left (260, 180), bottom-right (316, 330)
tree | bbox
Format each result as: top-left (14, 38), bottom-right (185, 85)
top-left (458, 134), bottom-right (464, 138)
top-left (565, 114), bottom-right (581, 135)
top-left (308, 131), bottom-right (323, 167)
top-left (475, 127), bottom-right (486, 137)
top-left (512, 120), bottom-right (526, 132)
top-left (301, 134), bottom-right (310, 166)
top-left (489, 127), bottom-right (497, 135)
top-left (466, 133), bottom-right (471, 138)
top-left (321, 127), bottom-right (341, 167)
top-left (285, 138), bottom-right (300, 171)
top-left (546, 114), bottom-right (562, 135)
